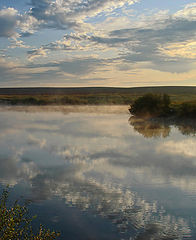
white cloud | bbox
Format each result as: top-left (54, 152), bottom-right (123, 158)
top-left (174, 3), bottom-right (196, 20)
top-left (27, 47), bottom-right (48, 61)
top-left (29, 0), bottom-right (139, 30)
top-left (159, 40), bottom-right (196, 59)
top-left (20, 15), bottom-right (41, 36)
top-left (1, 1), bottom-right (196, 86)
top-left (8, 37), bottom-right (31, 49)
top-left (0, 8), bottom-right (19, 37)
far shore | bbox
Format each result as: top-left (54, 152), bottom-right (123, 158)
top-left (0, 86), bottom-right (196, 106)
top-left (0, 105), bottom-right (130, 114)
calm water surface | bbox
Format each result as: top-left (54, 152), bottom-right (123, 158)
top-left (0, 105), bottom-right (196, 239)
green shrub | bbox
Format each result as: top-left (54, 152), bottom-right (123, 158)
top-left (0, 187), bottom-right (60, 240)
top-left (130, 93), bottom-right (171, 117)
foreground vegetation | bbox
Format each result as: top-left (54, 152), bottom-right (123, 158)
top-left (130, 93), bottom-right (196, 118)
top-left (0, 188), bottom-right (60, 239)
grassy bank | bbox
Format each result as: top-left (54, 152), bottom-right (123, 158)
top-left (0, 94), bottom-right (136, 105)
top-left (0, 87), bottom-right (196, 105)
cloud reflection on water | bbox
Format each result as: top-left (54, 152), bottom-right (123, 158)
top-left (0, 106), bottom-right (195, 239)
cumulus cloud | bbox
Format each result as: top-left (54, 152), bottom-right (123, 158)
top-left (27, 36), bottom-right (84, 56)
top-left (29, 0), bottom-right (139, 30)
top-left (42, 39), bottom-right (74, 51)
top-left (1, 1), bottom-right (196, 85)
top-left (0, 8), bottom-right (19, 37)
top-left (0, 0), bottom-right (139, 39)
top-left (19, 14), bottom-right (41, 37)
top-left (174, 3), bottom-right (196, 20)
top-left (27, 3), bottom-right (196, 74)
top-left (8, 37), bottom-right (31, 49)
top-left (26, 32), bottom-right (114, 60)
top-left (107, 14), bottom-right (196, 73)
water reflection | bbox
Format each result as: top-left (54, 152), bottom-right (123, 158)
top-left (0, 153), bottom-right (190, 239)
top-left (0, 106), bottom-right (195, 239)
top-left (129, 116), bottom-right (171, 138)
top-left (177, 121), bottom-right (196, 136)
top-left (129, 116), bottom-right (196, 138)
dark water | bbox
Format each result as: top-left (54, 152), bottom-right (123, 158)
top-left (0, 105), bottom-right (196, 239)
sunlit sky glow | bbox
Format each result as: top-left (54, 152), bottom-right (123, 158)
top-left (0, 0), bottom-right (196, 87)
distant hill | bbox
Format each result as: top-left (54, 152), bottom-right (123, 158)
top-left (0, 86), bottom-right (196, 95)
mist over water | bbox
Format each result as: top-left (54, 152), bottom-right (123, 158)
top-left (0, 106), bottom-right (196, 239)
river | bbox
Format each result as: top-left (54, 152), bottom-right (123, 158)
top-left (0, 105), bottom-right (195, 239)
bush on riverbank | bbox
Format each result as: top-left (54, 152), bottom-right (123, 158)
top-left (130, 94), bottom-right (196, 119)
top-left (129, 93), bottom-right (171, 117)
top-left (0, 188), bottom-right (60, 239)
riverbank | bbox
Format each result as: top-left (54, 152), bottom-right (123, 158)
top-left (1, 86), bottom-right (196, 105)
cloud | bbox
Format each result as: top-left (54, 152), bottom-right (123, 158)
top-left (42, 39), bottom-right (73, 51)
top-left (27, 36), bottom-right (84, 56)
top-left (0, 57), bottom-right (21, 81)
top-left (19, 14), bottom-right (41, 37)
top-left (27, 48), bottom-right (48, 60)
top-left (8, 38), bottom-right (31, 49)
top-left (58, 58), bottom-right (104, 75)
top-left (29, 0), bottom-right (139, 30)
top-left (0, 8), bottom-right (19, 37)
top-left (1, 2), bottom-right (196, 86)
top-left (0, 56), bottom-right (107, 86)
top-left (0, 0), bottom-right (139, 40)
top-left (26, 57), bottom-right (105, 76)
top-left (158, 40), bottom-right (196, 60)
top-left (30, 3), bottom-right (196, 74)
top-left (0, 7), bottom-right (41, 50)
top-left (0, 57), bottom-right (61, 85)
top-left (108, 15), bottom-right (196, 73)
top-left (174, 3), bottom-right (196, 20)
top-left (26, 32), bottom-right (114, 59)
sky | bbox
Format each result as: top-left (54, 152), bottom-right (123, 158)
top-left (0, 0), bottom-right (195, 87)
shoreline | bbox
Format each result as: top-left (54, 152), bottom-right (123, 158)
top-left (0, 104), bottom-right (130, 114)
